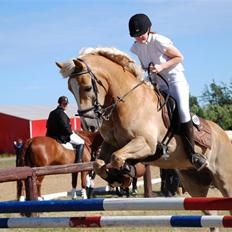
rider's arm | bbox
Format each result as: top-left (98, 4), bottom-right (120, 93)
top-left (152, 45), bottom-right (183, 73)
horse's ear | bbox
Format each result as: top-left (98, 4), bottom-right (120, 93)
top-left (55, 62), bottom-right (64, 69)
top-left (73, 59), bottom-right (85, 69)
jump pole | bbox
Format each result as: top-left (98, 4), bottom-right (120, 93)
top-left (1, 197), bottom-right (232, 214)
top-left (1, 215), bottom-right (232, 228)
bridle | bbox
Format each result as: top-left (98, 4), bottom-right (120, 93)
top-left (70, 58), bottom-right (103, 119)
top-left (69, 58), bottom-right (144, 121)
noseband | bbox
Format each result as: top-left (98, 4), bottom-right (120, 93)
top-left (70, 58), bottom-right (144, 121)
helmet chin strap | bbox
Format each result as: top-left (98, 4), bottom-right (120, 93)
top-left (146, 28), bottom-right (151, 43)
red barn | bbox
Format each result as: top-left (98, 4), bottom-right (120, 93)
top-left (0, 105), bottom-right (81, 154)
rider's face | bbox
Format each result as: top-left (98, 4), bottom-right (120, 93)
top-left (135, 31), bottom-right (149, 44)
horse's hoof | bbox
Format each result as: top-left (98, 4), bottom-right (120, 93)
top-left (93, 159), bottom-right (105, 171)
top-left (70, 188), bottom-right (77, 200)
top-left (38, 196), bottom-right (44, 201)
top-left (111, 154), bottom-right (124, 169)
top-left (81, 189), bottom-right (87, 199)
top-left (19, 196), bottom-right (25, 202)
top-left (93, 159), bottom-right (109, 180)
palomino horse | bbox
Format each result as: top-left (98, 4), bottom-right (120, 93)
top-left (17, 130), bottom-right (103, 201)
top-left (225, 130), bottom-right (232, 143)
top-left (56, 48), bottom-right (232, 231)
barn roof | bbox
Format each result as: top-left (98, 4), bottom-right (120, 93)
top-left (0, 105), bottom-right (79, 120)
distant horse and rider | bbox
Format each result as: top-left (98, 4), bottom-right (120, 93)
top-left (17, 130), bottom-right (103, 201)
top-left (56, 47), bottom-right (232, 232)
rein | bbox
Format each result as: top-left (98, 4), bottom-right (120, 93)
top-left (70, 58), bottom-right (144, 121)
top-left (148, 62), bottom-right (170, 111)
top-left (98, 80), bottom-right (145, 120)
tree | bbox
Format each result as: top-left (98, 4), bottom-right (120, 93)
top-left (190, 95), bottom-right (205, 118)
top-left (199, 80), bottom-right (232, 130)
top-left (201, 80), bottom-right (232, 106)
top-left (203, 104), bottom-right (232, 130)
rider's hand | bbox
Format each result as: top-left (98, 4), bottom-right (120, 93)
top-left (150, 64), bottom-right (164, 73)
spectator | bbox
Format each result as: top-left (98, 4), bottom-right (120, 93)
top-left (160, 168), bottom-right (180, 197)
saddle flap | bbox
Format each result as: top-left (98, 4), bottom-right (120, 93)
top-left (192, 115), bottom-right (212, 149)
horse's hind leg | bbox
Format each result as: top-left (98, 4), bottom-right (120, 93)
top-left (178, 169), bottom-right (219, 232)
top-left (80, 171), bottom-right (88, 199)
top-left (87, 171), bottom-right (96, 198)
top-left (70, 172), bottom-right (78, 199)
top-left (37, 176), bottom-right (44, 201)
top-left (212, 165), bottom-right (232, 215)
top-left (178, 169), bottom-right (212, 196)
top-left (17, 180), bottom-right (25, 201)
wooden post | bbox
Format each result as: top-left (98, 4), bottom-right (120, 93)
top-left (143, 165), bottom-right (152, 197)
top-left (25, 171), bottom-right (38, 217)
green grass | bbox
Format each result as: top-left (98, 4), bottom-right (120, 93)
top-left (0, 157), bottom-right (15, 168)
top-left (0, 153), bottom-right (15, 158)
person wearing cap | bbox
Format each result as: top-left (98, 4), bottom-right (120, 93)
top-left (46, 96), bottom-right (84, 162)
top-left (128, 13), bottom-right (207, 171)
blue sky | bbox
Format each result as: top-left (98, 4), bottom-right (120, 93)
top-left (0, 0), bottom-right (232, 105)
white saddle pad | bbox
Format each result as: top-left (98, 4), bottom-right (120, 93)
top-left (62, 142), bottom-right (74, 150)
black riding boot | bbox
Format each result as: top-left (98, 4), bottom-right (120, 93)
top-left (181, 121), bottom-right (208, 171)
top-left (76, 144), bottom-right (84, 162)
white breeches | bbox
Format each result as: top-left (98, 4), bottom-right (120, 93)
top-left (169, 81), bottom-right (191, 123)
top-left (160, 80), bottom-right (191, 123)
top-left (70, 132), bottom-right (84, 145)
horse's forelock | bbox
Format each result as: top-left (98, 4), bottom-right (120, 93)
top-left (60, 59), bottom-right (76, 78)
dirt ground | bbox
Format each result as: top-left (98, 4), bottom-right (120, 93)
top-left (0, 157), bottom-right (228, 232)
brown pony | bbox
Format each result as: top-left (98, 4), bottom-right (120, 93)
top-left (57, 47), bottom-right (232, 232)
top-left (17, 130), bottom-right (103, 201)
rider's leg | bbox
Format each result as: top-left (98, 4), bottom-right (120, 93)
top-left (70, 133), bottom-right (85, 162)
top-left (169, 80), bottom-right (207, 171)
top-left (76, 144), bottom-right (84, 162)
top-left (181, 121), bottom-right (207, 171)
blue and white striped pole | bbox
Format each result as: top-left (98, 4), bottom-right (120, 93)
top-left (0, 215), bottom-right (232, 228)
top-left (1, 197), bottom-right (232, 214)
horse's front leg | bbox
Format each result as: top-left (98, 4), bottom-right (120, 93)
top-left (111, 136), bottom-right (154, 169)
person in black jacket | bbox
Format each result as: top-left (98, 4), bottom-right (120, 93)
top-left (46, 96), bottom-right (84, 162)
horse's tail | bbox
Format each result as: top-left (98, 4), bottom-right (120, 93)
top-left (19, 138), bottom-right (33, 167)
top-left (16, 138), bottom-right (33, 201)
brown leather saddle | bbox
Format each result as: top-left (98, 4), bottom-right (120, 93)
top-left (160, 92), bottom-right (212, 150)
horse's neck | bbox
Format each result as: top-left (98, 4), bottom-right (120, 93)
top-left (105, 66), bottom-right (140, 100)
top-left (105, 66), bottom-right (164, 127)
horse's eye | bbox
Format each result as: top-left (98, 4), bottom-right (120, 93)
top-left (85, 86), bottom-right (92, 92)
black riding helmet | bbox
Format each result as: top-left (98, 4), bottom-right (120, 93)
top-left (129, 13), bottom-right (152, 37)
top-left (58, 96), bottom-right (69, 105)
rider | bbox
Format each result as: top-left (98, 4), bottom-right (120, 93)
top-left (128, 13), bottom-right (207, 171)
top-left (46, 96), bottom-right (85, 162)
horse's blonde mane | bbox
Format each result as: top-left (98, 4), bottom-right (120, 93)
top-left (79, 47), bottom-right (144, 80)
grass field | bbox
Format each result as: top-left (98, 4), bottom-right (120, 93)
top-left (0, 157), bottom-right (229, 232)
